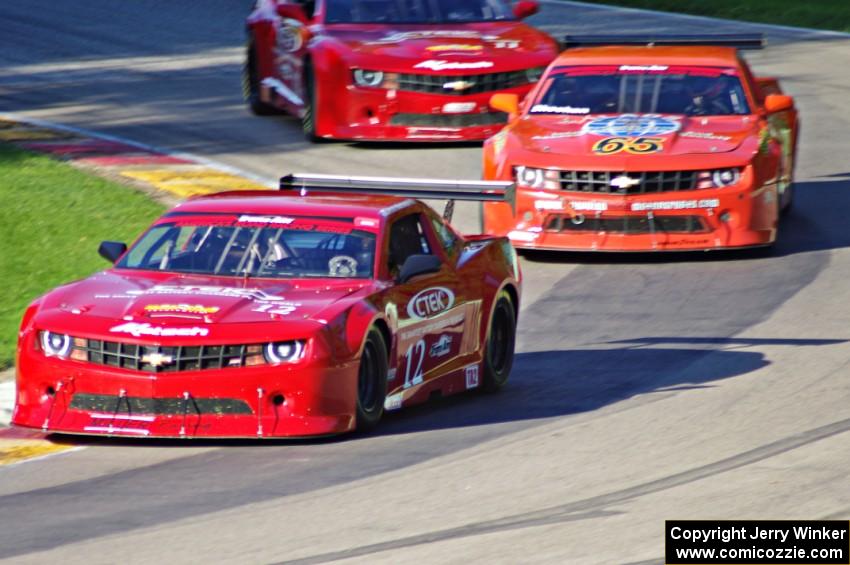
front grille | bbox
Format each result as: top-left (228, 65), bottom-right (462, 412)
top-left (389, 112), bottom-right (507, 128)
top-left (560, 170), bottom-right (699, 194)
top-left (70, 393), bottom-right (253, 415)
top-left (82, 339), bottom-right (254, 373)
top-left (397, 70), bottom-right (531, 96)
top-left (545, 215), bottom-right (708, 234)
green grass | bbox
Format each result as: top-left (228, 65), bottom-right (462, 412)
top-left (0, 144), bottom-right (165, 369)
top-left (577, 0), bottom-right (850, 33)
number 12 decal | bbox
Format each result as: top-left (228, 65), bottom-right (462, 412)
top-left (404, 339), bottom-right (426, 388)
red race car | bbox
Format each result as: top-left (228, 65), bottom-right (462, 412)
top-left (482, 35), bottom-right (799, 252)
top-left (244, 0), bottom-right (559, 141)
top-left (13, 176), bottom-right (520, 438)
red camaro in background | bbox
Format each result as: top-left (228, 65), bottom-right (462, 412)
top-left (244, 0), bottom-right (559, 141)
top-left (13, 176), bottom-right (520, 438)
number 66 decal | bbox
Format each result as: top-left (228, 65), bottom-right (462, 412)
top-left (593, 137), bottom-right (664, 155)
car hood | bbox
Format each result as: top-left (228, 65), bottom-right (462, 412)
top-left (515, 114), bottom-right (759, 157)
top-left (36, 271), bottom-right (371, 333)
top-left (323, 22), bottom-right (556, 71)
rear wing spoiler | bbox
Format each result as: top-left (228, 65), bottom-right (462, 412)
top-left (562, 34), bottom-right (766, 50)
top-left (279, 173), bottom-right (515, 222)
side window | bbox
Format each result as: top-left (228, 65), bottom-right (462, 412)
top-left (387, 213), bottom-right (432, 276)
top-left (428, 214), bottom-right (459, 257)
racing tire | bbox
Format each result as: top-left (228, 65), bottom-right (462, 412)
top-left (244, 42), bottom-right (280, 116)
top-left (481, 292), bottom-right (517, 392)
top-left (355, 328), bottom-right (389, 432)
top-left (302, 65), bottom-right (329, 143)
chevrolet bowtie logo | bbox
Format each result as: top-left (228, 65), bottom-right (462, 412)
top-left (610, 175), bottom-right (641, 190)
top-left (443, 80), bottom-right (476, 92)
top-left (142, 352), bottom-right (174, 368)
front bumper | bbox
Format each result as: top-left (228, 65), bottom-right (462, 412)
top-left (12, 349), bottom-right (358, 438)
top-left (482, 181), bottom-right (780, 252)
top-left (321, 84), bottom-right (530, 142)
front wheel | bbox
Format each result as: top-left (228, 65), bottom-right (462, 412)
top-left (481, 292), bottom-right (517, 392)
top-left (355, 328), bottom-right (388, 431)
top-left (243, 42), bottom-right (280, 116)
top-left (302, 66), bottom-right (327, 143)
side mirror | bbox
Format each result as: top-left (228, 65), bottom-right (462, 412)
top-left (398, 255), bottom-right (442, 284)
top-left (277, 4), bottom-right (309, 24)
top-left (764, 94), bottom-right (794, 114)
top-left (490, 93), bottom-right (520, 120)
top-left (99, 241), bottom-right (127, 264)
top-left (513, 0), bottom-right (539, 19)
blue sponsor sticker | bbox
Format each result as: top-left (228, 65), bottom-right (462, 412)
top-left (584, 114), bottom-right (680, 137)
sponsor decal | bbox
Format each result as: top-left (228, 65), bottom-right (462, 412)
top-left (507, 230), bottom-right (540, 243)
top-left (427, 44), bottom-right (483, 52)
top-left (276, 21), bottom-right (304, 53)
top-left (236, 215), bottom-right (295, 225)
top-left (384, 393), bottom-right (403, 411)
top-left (387, 368), bottom-right (397, 381)
top-left (443, 102), bottom-right (477, 114)
top-left (429, 334), bottom-right (453, 358)
top-left (109, 322), bottom-right (209, 338)
top-left (407, 287), bottom-right (455, 320)
top-left (593, 137), bottom-right (664, 155)
top-left (414, 60), bottom-right (494, 71)
top-left (328, 255), bottom-right (358, 277)
top-left (571, 201), bottom-right (609, 212)
top-left (584, 114), bottom-right (680, 137)
top-left (680, 131), bottom-right (733, 142)
top-left (619, 65), bottom-right (669, 72)
top-left (465, 365), bottom-right (480, 389)
top-left (531, 132), bottom-right (584, 140)
top-left (144, 304), bottom-right (220, 315)
top-left (631, 199), bottom-right (720, 212)
top-left (120, 285), bottom-right (287, 302)
top-left (530, 104), bottom-right (590, 115)
top-left (400, 312), bottom-right (464, 341)
top-left (535, 200), bottom-right (565, 211)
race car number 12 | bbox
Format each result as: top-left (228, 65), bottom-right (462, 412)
top-left (403, 339), bottom-right (426, 388)
top-left (593, 137), bottom-right (664, 155)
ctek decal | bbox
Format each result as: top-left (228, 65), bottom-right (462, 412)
top-left (414, 60), bottom-right (494, 71)
top-left (465, 365), bottom-right (480, 389)
top-left (407, 287), bottom-right (455, 320)
top-left (109, 322), bottom-right (209, 338)
top-left (583, 114), bottom-right (680, 137)
top-left (144, 304), bottom-right (220, 315)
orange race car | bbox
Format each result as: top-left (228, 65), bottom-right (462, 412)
top-left (481, 35), bottom-right (799, 252)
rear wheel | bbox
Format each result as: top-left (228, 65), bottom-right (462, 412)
top-left (482, 292), bottom-right (517, 392)
top-left (355, 328), bottom-right (388, 431)
top-left (302, 65), bottom-right (326, 142)
top-left (243, 42), bottom-right (279, 116)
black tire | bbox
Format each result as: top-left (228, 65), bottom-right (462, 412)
top-left (244, 42), bottom-right (280, 116)
top-left (302, 65), bottom-right (324, 142)
top-left (481, 292), bottom-right (517, 392)
top-left (355, 328), bottom-right (388, 431)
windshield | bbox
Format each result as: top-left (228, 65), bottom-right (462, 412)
top-left (531, 65), bottom-right (751, 117)
top-left (117, 216), bottom-right (377, 279)
top-left (325, 0), bottom-right (514, 24)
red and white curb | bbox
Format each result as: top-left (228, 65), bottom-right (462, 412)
top-left (0, 113), bottom-right (277, 199)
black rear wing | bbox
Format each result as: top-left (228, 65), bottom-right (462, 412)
top-left (562, 34), bottom-right (766, 50)
top-left (279, 173), bottom-right (515, 222)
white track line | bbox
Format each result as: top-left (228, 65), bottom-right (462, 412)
top-left (0, 380), bottom-right (15, 427)
top-left (540, 0), bottom-right (850, 38)
top-left (0, 112), bottom-right (278, 189)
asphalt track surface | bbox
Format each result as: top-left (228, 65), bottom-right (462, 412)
top-left (1, 2), bottom-right (850, 563)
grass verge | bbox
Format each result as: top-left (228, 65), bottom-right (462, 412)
top-left (0, 144), bottom-right (165, 370)
top-left (576, 1), bottom-right (850, 33)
